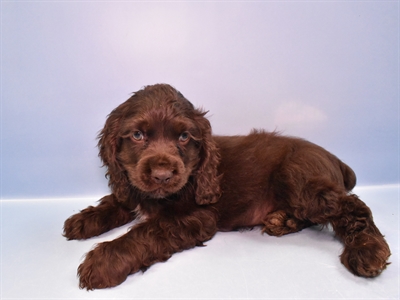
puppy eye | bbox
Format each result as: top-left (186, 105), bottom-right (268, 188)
top-left (132, 131), bottom-right (144, 141)
top-left (179, 132), bottom-right (189, 142)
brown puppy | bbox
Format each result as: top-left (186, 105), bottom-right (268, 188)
top-left (64, 84), bottom-right (390, 290)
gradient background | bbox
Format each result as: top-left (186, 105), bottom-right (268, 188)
top-left (1, 1), bottom-right (399, 200)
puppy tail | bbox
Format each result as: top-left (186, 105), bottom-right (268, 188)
top-left (339, 160), bottom-right (357, 191)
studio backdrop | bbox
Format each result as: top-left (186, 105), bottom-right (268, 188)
top-left (1, 1), bottom-right (398, 200)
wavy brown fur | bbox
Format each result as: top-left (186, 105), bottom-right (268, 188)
top-left (64, 84), bottom-right (390, 290)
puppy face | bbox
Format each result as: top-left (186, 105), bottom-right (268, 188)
top-left (117, 103), bottom-right (202, 199)
top-left (98, 84), bottom-right (220, 204)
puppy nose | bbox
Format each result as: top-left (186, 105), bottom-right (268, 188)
top-left (151, 169), bottom-right (173, 184)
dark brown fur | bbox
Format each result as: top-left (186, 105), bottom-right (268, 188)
top-left (63, 84), bottom-right (390, 289)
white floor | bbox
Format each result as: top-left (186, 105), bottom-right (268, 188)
top-left (1, 185), bottom-right (399, 299)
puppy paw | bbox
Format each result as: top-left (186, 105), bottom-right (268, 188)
top-left (63, 207), bottom-right (106, 240)
top-left (63, 212), bottom-right (93, 240)
top-left (341, 235), bottom-right (391, 277)
top-left (63, 213), bottom-right (86, 240)
top-left (262, 210), bottom-right (313, 237)
top-left (78, 241), bottom-right (133, 290)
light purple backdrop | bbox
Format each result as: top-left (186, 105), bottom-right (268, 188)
top-left (2, 2), bottom-right (398, 199)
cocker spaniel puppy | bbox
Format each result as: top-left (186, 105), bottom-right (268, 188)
top-left (64, 84), bottom-right (390, 290)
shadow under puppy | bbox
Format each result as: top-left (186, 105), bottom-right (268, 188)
top-left (63, 84), bottom-right (390, 290)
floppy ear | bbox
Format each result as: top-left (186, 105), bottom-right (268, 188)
top-left (98, 101), bottom-right (132, 203)
top-left (192, 111), bottom-right (222, 205)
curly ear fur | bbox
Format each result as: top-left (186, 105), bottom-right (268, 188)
top-left (192, 110), bottom-right (222, 205)
top-left (98, 101), bottom-right (132, 203)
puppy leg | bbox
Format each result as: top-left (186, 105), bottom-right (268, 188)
top-left (63, 194), bottom-right (136, 240)
top-left (293, 179), bottom-right (391, 277)
top-left (262, 210), bottom-right (314, 237)
top-left (330, 194), bottom-right (391, 277)
top-left (78, 209), bottom-right (217, 290)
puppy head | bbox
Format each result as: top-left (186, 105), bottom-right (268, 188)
top-left (98, 84), bottom-right (221, 205)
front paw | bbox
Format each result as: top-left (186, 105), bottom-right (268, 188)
top-left (63, 206), bottom-right (107, 240)
top-left (341, 235), bottom-right (391, 277)
top-left (63, 212), bottom-right (94, 240)
top-left (78, 241), bottom-right (133, 290)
